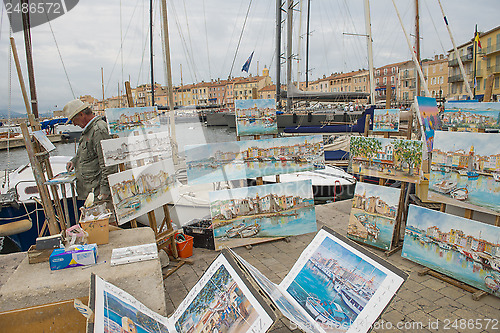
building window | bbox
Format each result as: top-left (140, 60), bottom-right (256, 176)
top-left (391, 76), bottom-right (395, 84)
top-left (376, 78), bottom-right (380, 84)
top-left (495, 77), bottom-right (500, 89)
top-left (383, 77), bottom-right (387, 84)
top-left (384, 68), bottom-right (388, 75)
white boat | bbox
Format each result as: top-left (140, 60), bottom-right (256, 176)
top-left (493, 173), bottom-right (500, 182)
top-left (305, 297), bottom-right (350, 326)
top-left (238, 223), bottom-right (260, 238)
top-left (450, 187), bottom-right (468, 201)
top-left (339, 286), bottom-right (368, 315)
top-left (431, 179), bottom-right (457, 194)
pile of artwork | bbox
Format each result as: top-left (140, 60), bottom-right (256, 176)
top-left (347, 182), bottom-right (401, 251)
top-left (373, 109), bottom-right (400, 132)
top-left (106, 106), bottom-right (162, 137)
top-left (443, 101), bottom-right (500, 132)
top-left (88, 227), bottom-right (408, 333)
top-left (235, 99), bottom-right (278, 136)
top-left (210, 180), bottom-right (316, 250)
top-left (402, 205), bottom-right (500, 297)
top-left (349, 136), bottom-right (423, 183)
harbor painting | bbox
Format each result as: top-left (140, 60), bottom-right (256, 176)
top-left (443, 101), bottom-right (500, 131)
top-left (186, 135), bottom-right (324, 185)
top-left (210, 180), bottom-right (316, 250)
top-left (280, 228), bottom-right (406, 333)
top-left (101, 131), bottom-right (172, 167)
top-left (108, 159), bottom-right (176, 225)
top-left (235, 99), bottom-right (278, 136)
top-left (349, 136), bottom-right (423, 183)
top-left (347, 182), bottom-right (401, 250)
top-left (106, 106), bottom-right (161, 137)
top-left (429, 131), bottom-right (500, 214)
top-left (402, 205), bottom-right (500, 298)
top-left (415, 96), bottom-right (442, 152)
top-left (92, 275), bottom-right (169, 333)
top-left (373, 109), bottom-right (400, 132)
top-left (172, 254), bottom-right (273, 333)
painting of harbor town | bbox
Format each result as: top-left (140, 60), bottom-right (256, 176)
top-left (347, 182), bottom-right (401, 250)
top-left (443, 101), bottom-right (500, 131)
top-left (235, 99), bottom-right (277, 136)
top-left (280, 228), bottom-right (406, 333)
top-left (172, 254), bottom-right (273, 333)
top-left (210, 180), bottom-right (316, 250)
top-left (108, 159), bottom-right (176, 225)
top-left (415, 96), bottom-right (442, 152)
top-left (402, 205), bottom-right (500, 298)
top-left (106, 106), bottom-right (161, 137)
top-left (373, 109), bottom-right (400, 132)
top-left (92, 275), bottom-right (169, 333)
top-left (186, 135), bottom-right (324, 185)
top-left (429, 131), bottom-right (500, 214)
top-left (101, 131), bottom-right (172, 167)
top-left (349, 136), bottom-right (423, 183)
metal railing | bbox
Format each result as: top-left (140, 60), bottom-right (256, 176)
top-left (485, 43), bottom-right (500, 54)
top-left (448, 75), bottom-right (464, 83)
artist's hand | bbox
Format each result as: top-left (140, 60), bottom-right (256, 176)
top-left (66, 161), bottom-right (74, 172)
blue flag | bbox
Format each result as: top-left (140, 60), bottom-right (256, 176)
top-left (241, 51), bottom-right (254, 73)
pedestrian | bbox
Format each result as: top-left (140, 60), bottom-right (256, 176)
top-left (64, 99), bottom-right (117, 204)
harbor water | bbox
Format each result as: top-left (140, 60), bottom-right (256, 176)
top-left (348, 212), bottom-right (395, 250)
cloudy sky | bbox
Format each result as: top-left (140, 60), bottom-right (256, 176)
top-left (0, 0), bottom-right (498, 116)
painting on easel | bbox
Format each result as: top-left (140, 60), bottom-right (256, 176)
top-left (443, 101), bottom-right (500, 132)
top-left (373, 109), bottom-right (400, 132)
top-left (108, 159), bottom-right (176, 225)
top-left (106, 106), bottom-right (161, 137)
top-left (349, 136), bottom-right (423, 183)
top-left (402, 205), bottom-right (500, 298)
top-left (415, 96), bottom-right (442, 151)
top-left (428, 131), bottom-right (500, 215)
top-left (347, 182), bottom-right (401, 250)
top-left (235, 99), bottom-right (277, 136)
top-left (209, 180), bottom-right (316, 250)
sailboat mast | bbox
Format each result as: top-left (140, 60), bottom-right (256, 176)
top-left (150, 0), bottom-right (155, 106)
top-left (21, 0), bottom-right (39, 119)
top-left (364, 0), bottom-right (375, 105)
top-left (286, 0), bottom-right (294, 112)
top-left (275, 0), bottom-right (282, 109)
top-left (305, 0), bottom-right (311, 88)
top-left (415, 0), bottom-right (421, 96)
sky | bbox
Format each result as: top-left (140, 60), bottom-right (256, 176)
top-left (355, 181), bottom-right (401, 207)
top-left (0, 0), bottom-right (498, 116)
top-left (433, 130), bottom-right (500, 156)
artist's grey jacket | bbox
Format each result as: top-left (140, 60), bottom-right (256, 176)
top-left (71, 116), bottom-right (117, 200)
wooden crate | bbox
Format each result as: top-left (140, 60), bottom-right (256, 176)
top-left (27, 245), bottom-right (53, 264)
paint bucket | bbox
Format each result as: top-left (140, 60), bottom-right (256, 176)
top-left (175, 234), bottom-right (194, 258)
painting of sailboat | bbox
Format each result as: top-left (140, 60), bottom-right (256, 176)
top-left (429, 131), bottom-right (500, 214)
top-left (280, 228), bottom-right (406, 333)
top-left (347, 182), bottom-right (401, 250)
top-left (186, 135), bottom-right (324, 185)
top-left (402, 205), bottom-right (500, 298)
top-left (210, 180), bottom-right (316, 250)
top-left (373, 109), bottom-right (400, 132)
top-left (415, 96), bottom-right (442, 152)
top-left (443, 101), bottom-right (500, 131)
top-left (235, 99), bottom-right (277, 136)
top-left (106, 106), bottom-right (161, 137)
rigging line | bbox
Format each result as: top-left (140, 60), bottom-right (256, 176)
top-left (0, 2), bottom-right (4, 40)
top-left (137, 0), bottom-right (150, 87)
top-left (220, 0), bottom-right (248, 77)
top-left (45, 14), bottom-right (75, 98)
top-left (170, 1), bottom-right (196, 83)
top-left (228, 0), bottom-right (254, 79)
top-left (182, 0), bottom-right (198, 82)
top-left (120, 0), bottom-right (123, 93)
top-left (423, 0), bottom-right (446, 54)
top-left (202, 0), bottom-right (212, 79)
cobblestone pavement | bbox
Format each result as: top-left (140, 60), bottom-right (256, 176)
top-left (163, 200), bottom-right (500, 333)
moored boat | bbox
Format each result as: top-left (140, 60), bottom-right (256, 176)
top-left (467, 171), bottom-right (479, 180)
top-left (431, 179), bottom-right (457, 194)
top-left (450, 187), bottom-right (468, 201)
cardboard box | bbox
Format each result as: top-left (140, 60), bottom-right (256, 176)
top-left (80, 218), bottom-right (109, 245)
top-left (49, 244), bottom-right (98, 270)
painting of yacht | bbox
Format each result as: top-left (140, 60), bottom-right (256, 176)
top-left (402, 205), bottom-right (500, 298)
top-left (305, 296), bottom-right (351, 327)
top-left (429, 131), bottom-right (500, 214)
top-left (235, 99), bottom-right (277, 136)
top-left (347, 182), bottom-right (400, 250)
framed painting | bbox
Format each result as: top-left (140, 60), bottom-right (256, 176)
top-left (108, 159), bottom-right (176, 225)
top-left (428, 131), bottom-right (500, 214)
top-left (349, 136), bottom-right (423, 183)
top-left (280, 227), bottom-right (407, 333)
top-left (235, 99), bottom-right (278, 136)
top-left (106, 106), bottom-right (162, 137)
top-left (415, 96), bottom-right (442, 152)
top-left (402, 205), bottom-right (500, 298)
top-left (347, 182), bottom-right (401, 250)
top-left (443, 101), bottom-right (500, 132)
top-left (373, 109), bottom-right (400, 132)
top-left (210, 180), bottom-right (316, 250)
top-left (186, 135), bottom-right (324, 185)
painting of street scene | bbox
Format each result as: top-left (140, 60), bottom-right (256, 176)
top-left (108, 160), bottom-right (176, 225)
top-left (415, 96), bottom-right (442, 151)
top-left (373, 109), bottom-right (400, 132)
top-left (210, 180), bottom-right (316, 250)
top-left (106, 106), bottom-right (161, 137)
top-left (172, 255), bottom-right (273, 333)
top-left (347, 182), bottom-right (401, 250)
top-left (93, 275), bottom-right (169, 333)
top-left (101, 131), bottom-right (172, 167)
top-left (235, 99), bottom-right (277, 136)
top-left (429, 131), bottom-right (500, 214)
top-left (280, 229), bottom-right (405, 333)
top-left (349, 136), bottom-right (423, 183)
top-left (443, 101), bottom-right (500, 131)
top-left (186, 135), bottom-right (324, 185)
top-left (402, 205), bottom-right (500, 298)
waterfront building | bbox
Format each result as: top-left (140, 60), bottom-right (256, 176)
top-left (422, 54), bottom-right (449, 100)
top-left (447, 40), bottom-right (474, 100)
top-left (374, 61), bottom-right (405, 105)
top-left (473, 25), bottom-right (500, 101)
top-left (397, 60), bottom-right (416, 106)
top-left (233, 69), bottom-right (272, 101)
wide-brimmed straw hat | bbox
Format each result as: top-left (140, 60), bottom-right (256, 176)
top-left (63, 99), bottom-right (90, 123)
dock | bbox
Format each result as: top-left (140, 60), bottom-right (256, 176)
top-left (0, 134), bottom-right (63, 150)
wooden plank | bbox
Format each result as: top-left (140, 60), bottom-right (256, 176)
top-left (440, 203), bottom-right (446, 212)
top-left (125, 81), bottom-right (135, 107)
top-left (496, 215), bottom-right (500, 227)
top-left (391, 182), bottom-right (407, 248)
top-left (364, 114), bottom-right (371, 137)
top-left (379, 178), bottom-right (384, 186)
top-left (464, 209), bottom-right (473, 220)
